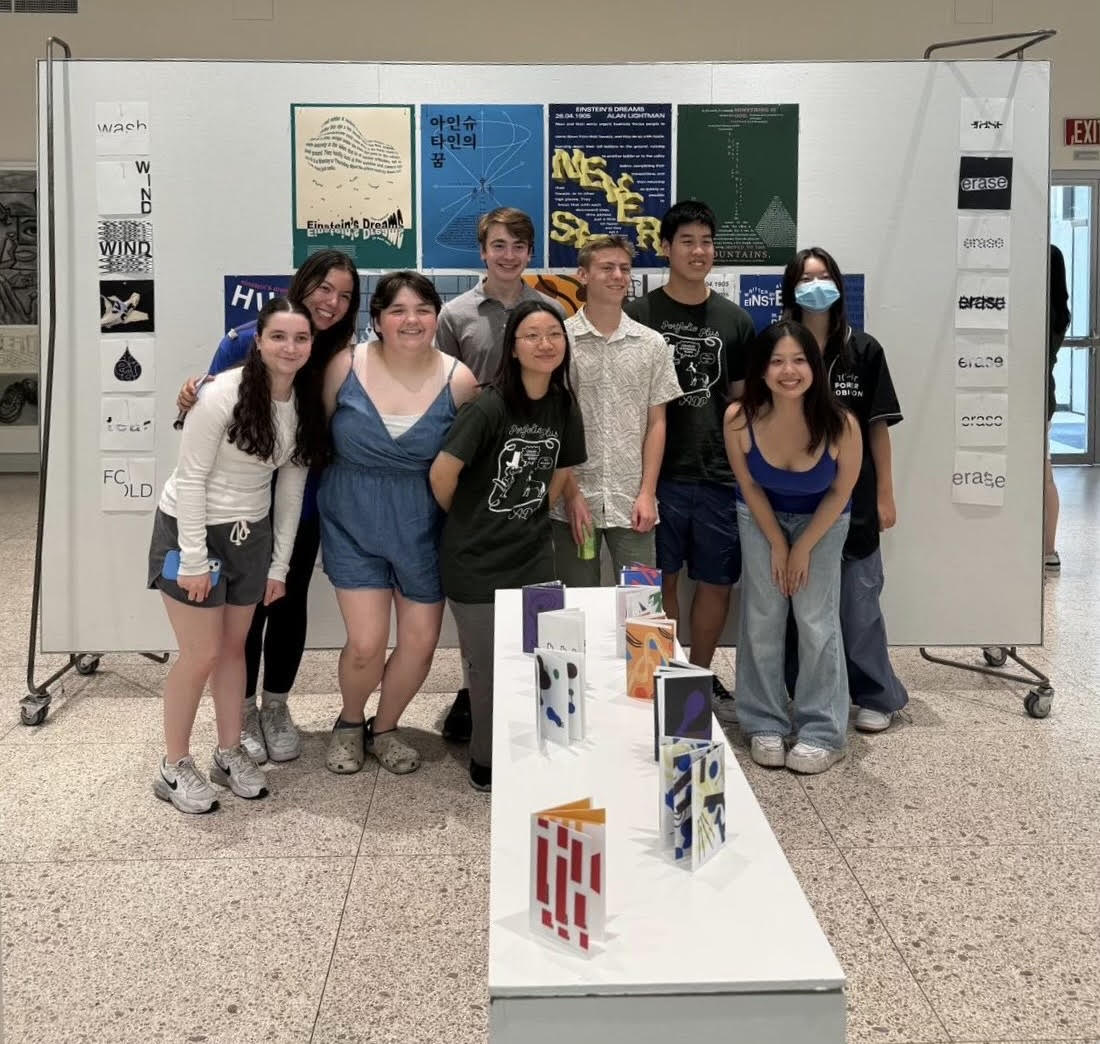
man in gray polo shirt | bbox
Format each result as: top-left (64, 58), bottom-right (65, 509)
top-left (436, 206), bottom-right (560, 742)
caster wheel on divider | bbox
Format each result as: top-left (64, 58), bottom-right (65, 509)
top-left (982, 646), bottom-right (1008, 668)
top-left (20, 705), bottom-right (48, 726)
top-left (75, 654), bottom-right (101, 676)
top-left (1025, 690), bottom-right (1052, 719)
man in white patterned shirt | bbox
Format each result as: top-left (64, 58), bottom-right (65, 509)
top-left (552, 235), bottom-right (683, 584)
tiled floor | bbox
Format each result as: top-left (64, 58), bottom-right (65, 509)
top-left (1, 469), bottom-right (1099, 1043)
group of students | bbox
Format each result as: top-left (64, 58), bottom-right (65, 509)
top-left (148, 199), bottom-right (907, 814)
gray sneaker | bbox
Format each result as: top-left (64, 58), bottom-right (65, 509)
top-left (750, 734), bottom-right (786, 768)
top-left (261, 697), bottom-right (302, 762)
top-left (785, 741), bottom-right (846, 775)
top-left (153, 755), bottom-right (219, 814)
top-left (210, 745), bottom-right (270, 799)
top-left (241, 698), bottom-right (268, 765)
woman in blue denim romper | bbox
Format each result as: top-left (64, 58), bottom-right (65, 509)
top-left (723, 320), bottom-right (862, 775)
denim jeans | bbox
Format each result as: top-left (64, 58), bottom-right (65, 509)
top-left (734, 503), bottom-right (850, 751)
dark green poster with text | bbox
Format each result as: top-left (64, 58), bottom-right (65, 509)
top-left (677, 105), bottom-right (798, 265)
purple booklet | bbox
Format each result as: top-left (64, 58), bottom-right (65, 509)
top-left (522, 582), bottom-right (565, 653)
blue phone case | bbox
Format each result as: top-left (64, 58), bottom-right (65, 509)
top-left (162, 549), bottom-right (221, 586)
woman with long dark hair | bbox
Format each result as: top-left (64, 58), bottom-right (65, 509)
top-left (177, 250), bottom-right (360, 764)
top-left (429, 299), bottom-right (587, 792)
top-left (781, 246), bottom-right (907, 733)
top-left (724, 319), bottom-right (860, 774)
top-left (149, 297), bottom-right (326, 813)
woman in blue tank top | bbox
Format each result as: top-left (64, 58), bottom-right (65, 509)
top-left (724, 320), bottom-right (861, 774)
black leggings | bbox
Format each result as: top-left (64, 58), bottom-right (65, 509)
top-left (245, 512), bottom-right (321, 698)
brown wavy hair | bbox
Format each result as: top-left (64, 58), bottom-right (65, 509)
top-left (228, 297), bottom-right (327, 467)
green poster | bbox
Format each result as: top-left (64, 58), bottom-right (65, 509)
top-left (291, 104), bottom-right (417, 268)
top-left (677, 105), bottom-right (798, 265)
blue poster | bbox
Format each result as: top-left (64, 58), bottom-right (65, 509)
top-left (420, 105), bottom-right (545, 269)
top-left (548, 103), bottom-right (671, 268)
top-left (738, 273), bottom-right (865, 334)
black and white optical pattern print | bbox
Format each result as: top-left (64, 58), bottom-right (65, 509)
top-left (97, 219), bottom-right (154, 275)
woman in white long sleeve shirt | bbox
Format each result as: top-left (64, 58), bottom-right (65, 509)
top-left (147, 297), bottom-right (327, 813)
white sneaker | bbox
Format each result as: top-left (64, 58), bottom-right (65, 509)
top-left (210, 745), bottom-right (270, 799)
top-left (854, 707), bottom-right (893, 733)
top-left (241, 698), bottom-right (268, 765)
top-left (750, 734), bottom-right (786, 768)
top-left (786, 741), bottom-right (846, 775)
top-left (1044, 551), bottom-right (1061, 573)
top-left (153, 755), bottom-right (219, 814)
top-left (261, 697), bottom-right (302, 762)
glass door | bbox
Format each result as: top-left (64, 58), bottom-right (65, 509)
top-left (1049, 177), bottom-right (1100, 463)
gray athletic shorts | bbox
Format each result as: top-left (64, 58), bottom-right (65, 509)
top-left (147, 508), bottom-right (272, 608)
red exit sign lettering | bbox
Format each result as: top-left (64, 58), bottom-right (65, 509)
top-left (1066, 118), bottom-right (1100, 145)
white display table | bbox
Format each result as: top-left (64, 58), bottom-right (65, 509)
top-left (488, 587), bottom-right (845, 1043)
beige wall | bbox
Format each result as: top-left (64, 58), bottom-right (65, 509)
top-left (0, 0), bottom-right (1097, 166)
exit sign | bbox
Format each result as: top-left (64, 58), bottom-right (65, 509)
top-left (1066, 118), bottom-right (1100, 145)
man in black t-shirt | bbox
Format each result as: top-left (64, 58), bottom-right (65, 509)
top-left (625, 202), bottom-right (755, 721)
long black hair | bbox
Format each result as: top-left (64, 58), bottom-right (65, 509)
top-left (740, 320), bottom-right (846, 454)
top-left (289, 249), bottom-right (361, 368)
top-left (491, 299), bottom-right (575, 414)
top-left (781, 247), bottom-right (850, 360)
top-left (228, 296), bottom-right (328, 467)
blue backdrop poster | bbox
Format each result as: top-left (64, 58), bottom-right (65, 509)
top-left (223, 275), bottom-right (291, 334)
top-left (420, 105), bottom-right (545, 269)
top-left (548, 104), bottom-right (671, 268)
top-left (739, 273), bottom-right (865, 333)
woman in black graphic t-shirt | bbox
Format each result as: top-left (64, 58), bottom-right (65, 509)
top-left (430, 300), bottom-right (586, 793)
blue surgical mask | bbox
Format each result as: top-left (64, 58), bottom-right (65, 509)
top-left (794, 279), bottom-right (840, 313)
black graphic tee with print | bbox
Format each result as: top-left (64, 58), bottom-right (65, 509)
top-left (440, 386), bottom-right (587, 604)
top-left (825, 328), bottom-right (903, 560)
top-left (626, 288), bottom-right (755, 485)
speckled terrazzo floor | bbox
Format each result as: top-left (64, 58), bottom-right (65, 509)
top-left (1, 470), bottom-right (1098, 1043)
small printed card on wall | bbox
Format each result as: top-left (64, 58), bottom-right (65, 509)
top-left (952, 451), bottom-right (1008, 507)
top-left (955, 273), bottom-right (1009, 331)
top-left (955, 333), bottom-right (1008, 388)
top-left (100, 280), bottom-right (155, 333)
top-left (101, 456), bottom-right (155, 512)
top-left (95, 102), bottom-right (150, 156)
top-left (659, 741), bottom-right (726, 871)
top-left (652, 664), bottom-right (713, 761)
top-left (958, 156), bottom-right (1013, 210)
top-left (530, 799), bottom-right (606, 953)
top-left (957, 215), bottom-right (1010, 270)
top-left (615, 584), bottom-right (663, 658)
top-left (522, 581), bottom-right (565, 653)
top-left (625, 616), bottom-right (676, 701)
top-left (960, 97), bottom-right (1013, 152)
top-left (96, 159), bottom-right (152, 215)
top-left (956, 392), bottom-right (1008, 448)
top-left (534, 647), bottom-right (585, 746)
top-left (100, 338), bottom-right (155, 393)
top-left (100, 396), bottom-right (155, 451)
top-left (97, 219), bottom-right (154, 275)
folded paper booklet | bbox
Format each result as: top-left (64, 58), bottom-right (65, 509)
top-left (652, 664), bottom-right (714, 761)
top-left (538, 607), bottom-right (587, 736)
top-left (659, 741), bottom-right (726, 871)
top-left (522, 581), bottom-right (565, 654)
top-left (615, 585), bottom-right (663, 658)
top-left (619, 562), bottom-right (661, 586)
top-left (534, 645), bottom-right (585, 745)
top-left (624, 615), bottom-right (676, 701)
top-left (530, 799), bottom-right (606, 953)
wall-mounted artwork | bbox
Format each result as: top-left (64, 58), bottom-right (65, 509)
top-left (100, 279), bottom-right (155, 332)
top-left (0, 169), bottom-right (37, 326)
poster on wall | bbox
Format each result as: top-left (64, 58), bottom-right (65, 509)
top-left (737, 273), bottom-right (866, 333)
top-left (95, 102), bottom-right (150, 156)
top-left (224, 275), bottom-right (292, 333)
top-left (421, 104), bottom-right (545, 269)
top-left (100, 279), bottom-right (155, 333)
top-left (952, 450), bottom-right (1007, 507)
top-left (0, 374), bottom-right (37, 427)
top-left (291, 104), bottom-right (416, 268)
top-left (958, 156), bottom-right (1013, 210)
top-left (100, 338), bottom-right (156, 393)
top-left (0, 169), bottom-right (37, 326)
top-left (101, 456), bottom-right (156, 512)
top-left (97, 219), bottom-right (154, 275)
top-left (522, 273), bottom-right (585, 317)
top-left (0, 328), bottom-right (38, 374)
top-left (100, 396), bottom-right (156, 451)
top-left (957, 215), bottom-right (1010, 269)
top-left (955, 392), bottom-right (1008, 447)
top-left (96, 159), bottom-right (152, 216)
top-left (677, 105), bottom-right (799, 265)
top-left (955, 332), bottom-right (1009, 388)
top-left (643, 269), bottom-right (738, 303)
top-left (955, 273), bottom-right (1009, 331)
top-left (960, 97), bottom-right (1014, 152)
top-left (547, 103), bottom-right (671, 268)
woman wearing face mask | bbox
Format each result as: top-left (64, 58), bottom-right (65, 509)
top-left (724, 320), bottom-right (861, 773)
top-left (782, 247), bottom-right (908, 733)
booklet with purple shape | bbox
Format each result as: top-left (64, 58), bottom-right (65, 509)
top-left (522, 581), bottom-right (565, 653)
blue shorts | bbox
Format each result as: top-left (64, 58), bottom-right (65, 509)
top-left (656, 478), bottom-right (741, 586)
